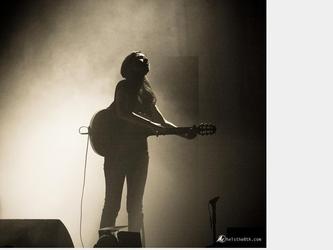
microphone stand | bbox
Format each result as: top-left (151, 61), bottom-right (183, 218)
top-left (209, 196), bottom-right (219, 245)
top-left (211, 202), bottom-right (217, 243)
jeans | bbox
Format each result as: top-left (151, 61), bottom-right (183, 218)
top-left (100, 150), bottom-right (149, 232)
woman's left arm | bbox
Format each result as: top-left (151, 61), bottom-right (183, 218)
top-left (151, 105), bottom-right (176, 128)
top-left (151, 105), bottom-right (196, 139)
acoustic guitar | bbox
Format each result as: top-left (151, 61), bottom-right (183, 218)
top-left (86, 108), bottom-right (216, 156)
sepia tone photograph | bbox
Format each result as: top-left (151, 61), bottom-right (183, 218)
top-left (0, 0), bottom-right (265, 247)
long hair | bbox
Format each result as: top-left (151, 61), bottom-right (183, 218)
top-left (141, 78), bottom-right (156, 105)
top-left (120, 51), bottom-right (141, 79)
top-left (120, 51), bottom-right (156, 104)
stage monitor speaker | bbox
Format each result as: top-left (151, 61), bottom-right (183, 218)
top-left (0, 219), bottom-right (74, 248)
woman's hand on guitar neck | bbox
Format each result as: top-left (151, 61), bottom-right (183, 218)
top-left (181, 128), bottom-right (197, 140)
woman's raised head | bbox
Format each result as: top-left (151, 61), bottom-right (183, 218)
top-left (120, 51), bottom-right (149, 79)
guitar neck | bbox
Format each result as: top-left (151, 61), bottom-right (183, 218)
top-left (157, 127), bottom-right (192, 136)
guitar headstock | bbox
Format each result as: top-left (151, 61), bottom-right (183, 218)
top-left (195, 123), bottom-right (216, 136)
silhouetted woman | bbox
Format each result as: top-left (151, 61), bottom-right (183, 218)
top-left (100, 51), bottom-right (195, 237)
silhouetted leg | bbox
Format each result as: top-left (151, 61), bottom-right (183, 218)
top-left (126, 152), bottom-right (149, 233)
top-left (100, 156), bottom-right (126, 229)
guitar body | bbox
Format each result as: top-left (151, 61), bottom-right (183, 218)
top-left (89, 107), bottom-right (117, 157)
top-left (89, 104), bottom-right (152, 157)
